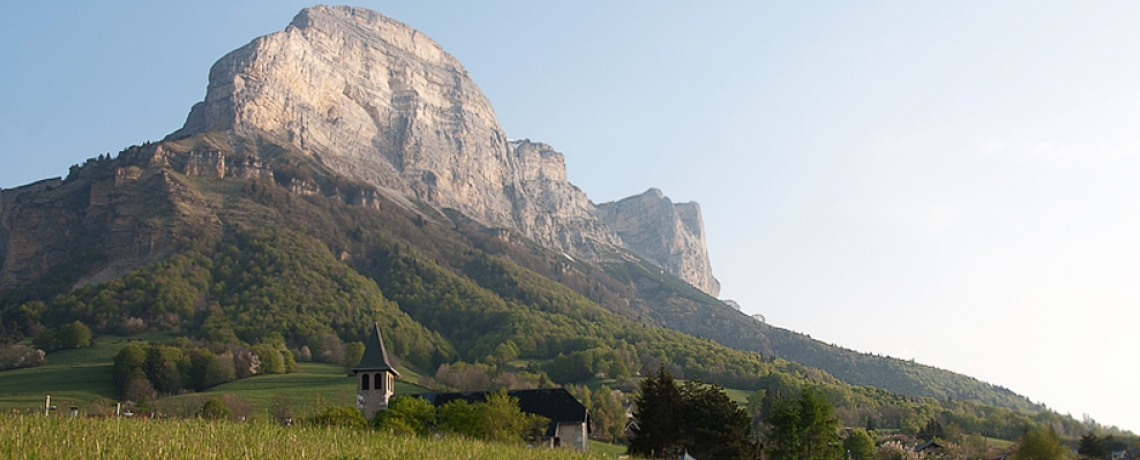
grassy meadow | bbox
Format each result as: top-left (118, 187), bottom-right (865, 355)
top-left (0, 333), bottom-right (169, 413)
top-left (0, 335), bottom-right (631, 458)
top-left (0, 414), bottom-right (616, 459)
top-left (0, 334), bottom-right (430, 417)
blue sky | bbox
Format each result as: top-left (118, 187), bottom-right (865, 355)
top-left (3, 1), bottom-right (1139, 432)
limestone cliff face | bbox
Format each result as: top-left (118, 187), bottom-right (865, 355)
top-left (171, 5), bottom-right (519, 226)
top-left (0, 157), bottom-right (221, 291)
top-left (598, 189), bottom-right (720, 297)
top-left (164, 5), bottom-right (717, 295)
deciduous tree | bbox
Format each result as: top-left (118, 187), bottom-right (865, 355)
top-left (844, 429), bottom-right (876, 460)
top-left (1014, 428), bottom-right (1072, 460)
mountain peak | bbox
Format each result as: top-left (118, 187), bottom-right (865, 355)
top-left (166, 6), bottom-right (720, 296)
top-left (288, 5), bottom-right (459, 69)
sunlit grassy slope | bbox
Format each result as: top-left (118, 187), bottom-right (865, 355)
top-left (0, 333), bottom-right (170, 412)
top-left (0, 334), bottom-right (429, 416)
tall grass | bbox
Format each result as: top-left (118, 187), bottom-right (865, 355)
top-left (0, 414), bottom-right (615, 459)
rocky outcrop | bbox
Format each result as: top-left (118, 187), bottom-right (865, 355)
top-left (598, 189), bottom-right (720, 297)
top-left (0, 159), bottom-right (220, 290)
top-left (165, 5), bottom-right (717, 295)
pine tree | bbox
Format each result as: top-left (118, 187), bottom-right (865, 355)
top-left (629, 366), bottom-right (758, 460)
top-left (629, 366), bottom-right (685, 459)
top-left (764, 387), bottom-right (842, 460)
top-left (683, 380), bottom-right (758, 460)
top-left (1078, 433), bottom-right (1109, 460)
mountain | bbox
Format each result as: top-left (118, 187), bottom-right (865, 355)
top-left (1, 5), bottom-right (1042, 416)
top-left (167, 5), bottom-right (718, 297)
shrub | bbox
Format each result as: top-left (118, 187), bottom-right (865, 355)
top-left (878, 440), bottom-right (921, 460)
top-left (199, 398), bottom-right (232, 420)
top-left (372, 396), bottom-right (436, 436)
top-left (310, 406), bottom-right (368, 429)
top-left (436, 389), bottom-right (549, 444)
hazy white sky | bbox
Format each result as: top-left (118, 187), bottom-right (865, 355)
top-left (2, 1), bottom-right (1137, 432)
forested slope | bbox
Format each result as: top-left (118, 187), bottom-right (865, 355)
top-left (0, 137), bottom-right (1057, 433)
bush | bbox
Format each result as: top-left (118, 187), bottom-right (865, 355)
top-left (372, 396), bottom-right (436, 436)
top-left (878, 440), bottom-right (921, 460)
top-left (199, 398), bottom-right (232, 420)
top-left (436, 389), bottom-right (548, 444)
top-left (310, 406), bottom-right (368, 429)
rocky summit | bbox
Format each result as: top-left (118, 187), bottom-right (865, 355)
top-left (166, 5), bottom-right (719, 296)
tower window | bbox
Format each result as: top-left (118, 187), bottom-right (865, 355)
top-left (361, 373), bottom-right (370, 391)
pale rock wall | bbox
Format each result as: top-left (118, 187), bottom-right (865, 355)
top-left (168, 5), bottom-right (719, 295)
top-left (597, 189), bottom-right (720, 297)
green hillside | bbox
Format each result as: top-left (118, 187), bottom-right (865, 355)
top-left (0, 136), bottom-right (1118, 443)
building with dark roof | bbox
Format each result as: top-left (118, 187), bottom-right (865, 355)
top-left (353, 323), bottom-right (400, 419)
top-left (417, 388), bottom-right (590, 451)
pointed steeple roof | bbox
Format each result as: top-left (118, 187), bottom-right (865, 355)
top-left (352, 322), bottom-right (400, 376)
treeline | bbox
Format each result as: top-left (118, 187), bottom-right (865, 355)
top-left (745, 377), bottom-right (1112, 443)
top-left (112, 338), bottom-right (299, 400)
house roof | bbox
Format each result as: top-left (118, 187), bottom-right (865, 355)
top-left (417, 388), bottom-right (588, 436)
top-left (916, 441), bottom-right (943, 452)
top-left (351, 322), bottom-right (399, 376)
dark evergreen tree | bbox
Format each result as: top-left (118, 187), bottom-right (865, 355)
top-left (682, 380), bottom-right (758, 460)
top-left (1078, 433), bottom-right (1109, 459)
top-left (764, 387), bottom-right (842, 460)
top-left (629, 366), bottom-right (686, 459)
top-left (630, 367), bottom-right (758, 460)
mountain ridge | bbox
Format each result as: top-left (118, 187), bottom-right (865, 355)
top-left (0, 5), bottom-right (1050, 418)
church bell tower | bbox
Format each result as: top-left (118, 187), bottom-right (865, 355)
top-left (353, 322), bottom-right (400, 419)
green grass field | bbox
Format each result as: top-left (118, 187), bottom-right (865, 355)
top-left (0, 414), bottom-right (614, 459)
top-left (0, 333), bottom-right (171, 413)
top-left (0, 333), bottom-right (430, 417)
